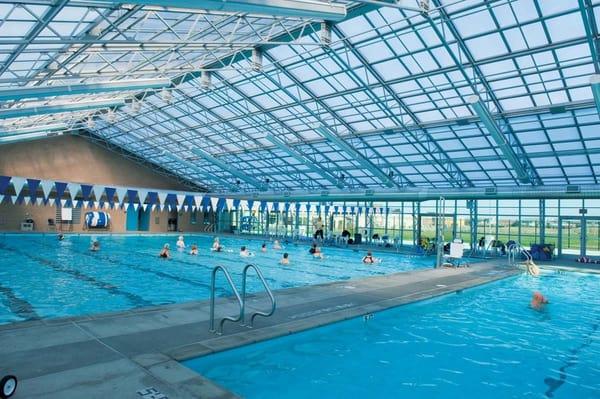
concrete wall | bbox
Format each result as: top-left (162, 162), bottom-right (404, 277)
top-left (0, 135), bottom-right (189, 190)
top-left (0, 135), bottom-right (217, 233)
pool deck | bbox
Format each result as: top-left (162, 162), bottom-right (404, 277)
top-left (1, 261), bottom-right (519, 399)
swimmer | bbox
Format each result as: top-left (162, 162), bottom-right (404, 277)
top-left (309, 243), bottom-right (324, 259)
top-left (57, 233), bottom-right (64, 241)
top-left (280, 252), bottom-right (289, 265)
top-left (362, 251), bottom-right (379, 264)
top-left (240, 246), bottom-right (252, 257)
top-left (530, 291), bottom-right (549, 310)
top-left (261, 243), bottom-right (267, 253)
top-left (159, 244), bottom-right (170, 259)
top-left (90, 240), bottom-right (100, 252)
top-left (524, 259), bottom-right (540, 276)
top-left (212, 237), bottom-right (221, 251)
top-left (190, 244), bottom-right (198, 256)
top-left (176, 235), bottom-right (185, 249)
top-left (273, 240), bottom-right (282, 250)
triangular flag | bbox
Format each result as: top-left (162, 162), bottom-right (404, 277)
top-left (194, 195), bottom-right (203, 208)
top-left (137, 189), bottom-right (149, 204)
top-left (60, 199), bottom-right (67, 207)
top-left (210, 197), bottom-right (218, 210)
top-left (226, 198), bottom-right (234, 211)
top-left (10, 195), bottom-right (17, 204)
top-left (151, 204), bottom-right (157, 212)
top-left (23, 197), bottom-right (30, 205)
top-left (11, 177), bottom-right (27, 197)
top-left (39, 180), bottom-right (54, 200)
top-left (142, 203), bottom-right (148, 211)
top-left (67, 182), bottom-right (81, 199)
top-left (157, 191), bottom-right (168, 205)
top-left (133, 203), bottom-right (139, 211)
top-left (177, 194), bottom-right (186, 206)
top-left (115, 187), bottom-right (127, 204)
top-left (183, 205), bottom-right (189, 212)
top-left (36, 197), bottom-right (44, 206)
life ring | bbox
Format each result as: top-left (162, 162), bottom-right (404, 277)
top-left (0, 375), bottom-right (17, 398)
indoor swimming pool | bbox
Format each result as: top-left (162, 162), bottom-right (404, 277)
top-left (0, 233), bottom-right (433, 324)
top-left (185, 272), bottom-right (600, 399)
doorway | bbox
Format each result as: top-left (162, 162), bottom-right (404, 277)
top-left (558, 216), bottom-right (600, 257)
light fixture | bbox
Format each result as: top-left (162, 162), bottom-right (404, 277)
top-left (130, 100), bottom-right (142, 114)
top-left (320, 21), bottom-right (332, 46)
top-left (251, 48), bottom-right (263, 72)
top-left (86, 117), bottom-right (95, 129)
top-left (161, 89), bottom-right (173, 103)
top-left (200, 71), bottom-right (211, 89)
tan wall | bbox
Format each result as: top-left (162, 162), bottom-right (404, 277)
top-left (0, 134), bottom-right (217, 233)
top-left (0, 135), bottom-right (190, 190)
top-left (0, 202), bottom-right (214, 233)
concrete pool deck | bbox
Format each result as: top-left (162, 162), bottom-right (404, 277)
top-left (1, 261), bottom-right (519, 399)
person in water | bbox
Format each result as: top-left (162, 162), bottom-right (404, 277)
top-left (309, 243), bottom-right (324, 259)
top-left (362, 251), bottom-right (378, 264)
top-left (273, 240), bottom-right (282, 250)
top-left (280, 253), bottom-right (289, 265)
top-left (240, 246), bottom-right (252, 257)
top-left (212, 237), bottom-right (222, 252)
top-left (57, 233), bottom-right (64, 241)
top-left (159, 244), bottom-right (170, 259)
top-left (190, 244), bottom-right (199, 256)
top-left (530, 291), bottom-right (549, 310)
top-left (90, 240), bottom-right (100, 252)
top-left (261, 243), bottom-right (267, 253)
top-left (176, 235), bottom-right (185, 249)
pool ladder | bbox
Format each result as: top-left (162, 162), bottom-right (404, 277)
top-left (209, 264), bottom-right (276, 335)
top-left (507, 242), bottom-right (532, 266)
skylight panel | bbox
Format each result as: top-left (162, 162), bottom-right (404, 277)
top-left (358, 41), bottom-right (394, 63)
top-left (546, 13), bottom-right (586, 42)
top-left (453, 9), bottom-right (495, 37)
top-left (465, 32), bottom-right (508, 59)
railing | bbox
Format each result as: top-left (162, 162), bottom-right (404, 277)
top-left (241, 264), bottom-right (276, 327)
top-left (209, 264), bottom-right (276, 334)
top-left (209, 266), bottom-right (243, 335)
top-left (508, 242), bottom-right (532, 266)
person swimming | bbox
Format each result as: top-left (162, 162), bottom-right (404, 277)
top-left (362, 251), bottom-right (378, 264)
top-left (212, 237), bottom-right (222, 252)
top-left (190, 244), bottom-right (198, 256)
top-left (309, 243), bottom-right (324, 259)
top-left (261, 243), bottom-right (267, 253)
top-left (159, 244), bottom-right (170, 259)
top-left (57, 233), bottom-right (64, 241)
top-left (90, 239), bottom-right (100, 252)
top-left (280, 252), bottom-right (289, 265)
top-left (240, 246), bottom-right (252, 257)
top-left (176, 235), bottom-right (185, 249)
top-left (273, 240), bottom-right (282, 250)
top-left (530, 291), bottom-right (549, 310)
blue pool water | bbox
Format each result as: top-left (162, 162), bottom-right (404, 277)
top-left (0, 234), bottom-right (432, 324)
top-left (185, 272), bottom-right (600, 399)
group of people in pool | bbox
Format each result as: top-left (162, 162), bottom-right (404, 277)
top-left (158, 236), bottom-right (380, 265)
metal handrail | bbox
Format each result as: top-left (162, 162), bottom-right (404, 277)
top-left (241, 264), bottom-right (276, 328)
top-left (209, 266), bottom-right (243, 335)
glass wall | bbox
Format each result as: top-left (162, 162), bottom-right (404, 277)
top-left (216, 198), bottom-right (600, 255)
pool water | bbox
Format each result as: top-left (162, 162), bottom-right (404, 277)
top-left (0, 234), bottom-right (433, 324)
top-left (185, 272), bottom-right (600, 399)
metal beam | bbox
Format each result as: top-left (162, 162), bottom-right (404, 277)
top-left (265, 135), bottom-right (344, 188)
top-left (590, 75), bottom-right (600, 115)
top-left (468, 96), bottom-right (531, 184)
top-left (0, 79), bottom-right (171, 102)
top-left (190, 147), bottom-right (268, 191)
top-left (210, 184), bottom-right (600, 202)
top-left (0, 131), bottom-right (65, 145)
top-left (161, 151), bottom-right (238, 191)
top-left (0, 123), bottom-right (70, 137)
top-left (91, 0), bottom-right (346, 20)
top-left (0, 99), bottom-right (125, 120)
top-left (316, 126), bottom-right (396, 188)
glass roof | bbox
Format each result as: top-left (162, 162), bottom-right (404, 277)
top-left (1, 0), bottom-right (599, 192)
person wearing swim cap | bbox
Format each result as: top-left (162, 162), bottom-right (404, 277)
top-left (159, 244), bottom-right (170, 259)
top-left (176, 235), bottom-right (185, 249)
top-left (530, 291), bottom-right (549, 310)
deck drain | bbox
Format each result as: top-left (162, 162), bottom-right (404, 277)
top-left (137, 387), bottom-right (168, 399)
